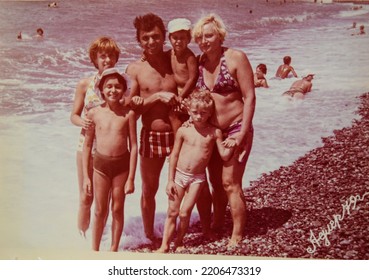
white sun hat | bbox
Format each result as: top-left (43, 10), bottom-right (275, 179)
top-left (168, 18), bottom-right (192, 34)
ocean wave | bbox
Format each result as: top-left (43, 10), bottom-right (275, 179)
top-left (0, 78), bottom-right (25, 86)
top-left (336, 8), bottom-right (369, 18)
top-left (258, 12), bottom-right (317, 27)
top-left (1, 47), bottom-right (89, 74)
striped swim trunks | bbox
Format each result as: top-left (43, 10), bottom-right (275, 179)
top-left (139, 127), bottom-right (174, 158)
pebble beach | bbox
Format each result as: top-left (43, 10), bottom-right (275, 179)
top-left (133, 92), bottom-right (369, 259)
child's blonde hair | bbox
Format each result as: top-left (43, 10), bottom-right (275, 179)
top-left (89, 36), bottom-right (121, 69)
top-left (184, 89), bottom-right (214, 115)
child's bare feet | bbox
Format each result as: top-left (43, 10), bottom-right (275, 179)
top-left (154, 247), bottom-right (169, 253)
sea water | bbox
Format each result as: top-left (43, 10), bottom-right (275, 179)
top-left (0, 0), bottom-right (368, 253)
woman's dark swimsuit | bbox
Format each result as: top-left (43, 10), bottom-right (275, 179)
top-left (196, 48), bottom-right (253, 164)
top-left (196, 48), bottom-right (240, 95)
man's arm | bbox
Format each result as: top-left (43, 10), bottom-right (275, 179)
top-left (125, 110), bottom-right (138, 194)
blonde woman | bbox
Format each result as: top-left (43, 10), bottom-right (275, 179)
top-left (192, 14), bottom-right (256, 247)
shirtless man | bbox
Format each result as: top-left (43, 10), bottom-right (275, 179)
top-left (282, 73), bottom-right (314, 99)
top-left (125, 13), bottom-right (178, 241)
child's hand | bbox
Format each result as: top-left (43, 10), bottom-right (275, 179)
top-left (124, 179), bottom-right (135, 194)
top-left (166, 181), bottom-right (178, 201)
top-left (82, 118), bottom-right (94, 131)
top-left (130, 96), bottom-right (144, 109)
top-left (83, 177), bottom-right (92, 196)
top-left (222, 137), bottom-right (237, 148)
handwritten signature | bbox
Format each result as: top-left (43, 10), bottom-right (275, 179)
top-left (307, 191), bottom-right (369, 254)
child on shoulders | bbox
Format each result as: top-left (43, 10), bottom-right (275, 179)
top-left (168, 18), bottom-right (198, 101)
top-left (167, 18), bottom-right (199, 128)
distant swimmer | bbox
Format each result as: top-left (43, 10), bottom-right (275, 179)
top-left (275, 55), bottom-right (298, 79)
top-left (359, 25), bottom-right (365, 35)
top-left (17, 31), bottom-right (22, 40)
top-left (282, 73), bottom-right (314, 99)
top-left (254, 63), bottom-right (269, 88)
top-left (351, 5), bottom-right (363, 11)
top-left (347, 21), bottom-right (357, 29)
top-left (48, 2), bottom-right (58, 8)
top-left (352, 25), bottom-right (365, 36)
top-left (36, 28), bottom-right (44, 38)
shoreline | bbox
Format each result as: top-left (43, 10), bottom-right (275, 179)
top-left (132, 92), bottom-right (369, 259)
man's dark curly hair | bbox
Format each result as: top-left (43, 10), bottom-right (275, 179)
top-left (133, 13), bottom-right (166, 43)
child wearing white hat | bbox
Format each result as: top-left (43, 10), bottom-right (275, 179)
top-left (167, 18), bottom-right (198, 104)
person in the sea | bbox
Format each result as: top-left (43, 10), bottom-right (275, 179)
top-left (35, 28), bottom-right (44, 38)
top-left (282, 73), bottom-right (314, 99)
top-left (352, 25), bottom-right (365, 35)
top-left (156, 89), bottom-right (235, 253)
top-left (254, 63), bottom-right (269, 88)
top-left (347, 21), bottom-right (357, 29)
top-left (48, 2), bottom-right (57, 8)
top-left (275, 55), bottom-right (298, 79)
top-left (70, 36), bottom-right (121, 238)
top-left (351, 5), bottom-right (363, 10)
top-left (359, 25), bottom-right (365, 35)
top-left (82, 68), bottom-right (138, 251)
top-left (125, 13), bottom-right (179, 242)
top-left (17, 31), bottom-right (22, 40)
top-left (192, 13), bottom-right (256, 247)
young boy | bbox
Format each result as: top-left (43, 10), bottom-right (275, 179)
top-left (275, 55), bottom-right (298, 79)
top-left (70, 36), bottom-right (121, 238)
top-left (168, 18), bottom-right (198, 101)
top-left (156, 89), bottom-right (235, 253)
top-left (168, 18), bottom-right (198, 125)
top-left (82, 68), bottom-right (138, 251)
